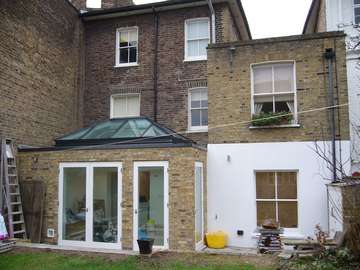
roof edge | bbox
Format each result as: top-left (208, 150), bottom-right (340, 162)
top-left (208, 31), bottom-right (345, 49)
top-left (303, 0), bottom-right (321, 34)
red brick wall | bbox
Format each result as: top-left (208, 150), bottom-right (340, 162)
top-left (0, 0), bottom-right (84, 147)
top-left (70, 0), bottom-right (133, 10)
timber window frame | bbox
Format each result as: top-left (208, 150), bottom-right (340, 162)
top-left (255, 171), bottom-right (299, 229)
top-left (251, 61), bottom-right (298, 125)
top-left (184, 18), bottom-right (210, 62)
top-left (188, 88), bottom-right (208, 132)
top-left (110, 93), bottom-right (141, 119)
top-left (115, 27), bottom-right (139, 67)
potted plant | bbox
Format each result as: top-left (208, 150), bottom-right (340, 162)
top-left (251, 111), bottom-right (293, 127)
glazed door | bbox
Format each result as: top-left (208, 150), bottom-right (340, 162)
top-left (195, 162), bottom-right (204, 249)
top-left (59, 163), bottom-right (122, 249)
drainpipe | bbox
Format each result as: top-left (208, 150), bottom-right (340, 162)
top-left (207, 0), bottom-right (216, 43)
top-left (324, 48), bottom-right (337, 182)
top-left (153, 7), bottom-right (159, 122)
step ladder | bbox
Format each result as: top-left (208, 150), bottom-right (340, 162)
top-left (0, 138), bottom-right (27, 239)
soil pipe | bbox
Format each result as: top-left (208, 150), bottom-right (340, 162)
top-left (152, 7), bottom-right (159, 122)
top-left (324, 48), bottom-right (337, 182)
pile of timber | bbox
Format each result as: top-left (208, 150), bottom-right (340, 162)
top-left (258, 228), bottom-right (284, 253)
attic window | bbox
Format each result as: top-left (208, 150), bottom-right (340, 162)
top-left (86, 0), bottom-right (101, 8)
top-left (355, 0), bottom-right (360, 24)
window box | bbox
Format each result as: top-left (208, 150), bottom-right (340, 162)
top-left (251, 112), bottom-right (293, 127)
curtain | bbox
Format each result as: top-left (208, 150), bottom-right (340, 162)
top-left (254, 103), bottom-right (263, 115)
top-left (286, 101), bottom-right (294, 113)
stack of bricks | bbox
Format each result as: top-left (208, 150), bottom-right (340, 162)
top-left (258, 228), bottom-right (283, 253)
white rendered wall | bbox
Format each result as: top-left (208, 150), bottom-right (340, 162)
top-left (326, 0), bottom-right (360, 171)
top-left (207, 141), bottom-right (351, 248)
top-left (327, 185), bottom-right (343, 238)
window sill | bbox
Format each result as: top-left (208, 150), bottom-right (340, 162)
top-left (249, 124), bottom-right (301, 129)
top-left (114, 63), bottom-right (139, 68)
top-left (184, 58), bottom-right (207, 63)
top-left (187, 128), bottom-right (208, 134)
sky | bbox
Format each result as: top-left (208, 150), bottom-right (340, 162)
top-left (133, 0), bottom-right (313, 39)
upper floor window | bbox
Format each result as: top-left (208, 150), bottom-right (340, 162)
top-left (111, 94), bottom-right (140, 118)
top-left (256, 171), bottom-right (298, 228)
top-left (251, 62), bottom-right (297, 126)
top-left (188, 88), bottom-right (208, 132)
top-left (115, 27), bottom-right (138, 67)
top-left (185, 18), bottom-right (210, 61)
top-left (355, 0), bottom-right (360, 24)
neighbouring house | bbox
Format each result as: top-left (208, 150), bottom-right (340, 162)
top-left (0, 0), bottom-right (353, 252)
top-left (304, 0), bottom-right (360, 173)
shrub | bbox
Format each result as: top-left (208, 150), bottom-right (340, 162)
top-left (251, 112), bottom-right (293, 126)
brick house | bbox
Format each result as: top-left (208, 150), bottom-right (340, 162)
top-left (303, 0), bottom-right (360, 173)
top-left (0, 0), bottom-right (352, 251)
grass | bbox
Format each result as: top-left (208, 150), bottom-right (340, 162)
top-left (0, 251), bottom-right (276, 270)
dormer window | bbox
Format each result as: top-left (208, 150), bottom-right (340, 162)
top-left (184, 18), bottom-right (210, 61)
top-left (355, 0), bottom-right (360, 24)
top-left (115, 27), bottom-right (138, 67)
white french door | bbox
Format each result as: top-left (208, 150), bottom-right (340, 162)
top-left (58, 162), bottom-right (122, 249)
top-left (133, 161), bottom-right (169, 250)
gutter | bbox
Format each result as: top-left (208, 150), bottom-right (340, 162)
top-left (207, 0), bottom-right (216, 43)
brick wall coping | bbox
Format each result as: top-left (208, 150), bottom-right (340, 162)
top-left (208, 31), bottom-right (345, 49)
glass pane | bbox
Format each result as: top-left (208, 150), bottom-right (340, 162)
top-left (278, 202), bottom-right (298, 228)
top-left (198, 20), bottom-right (209, 39)
top-left (277, 172), bottom-right (297, 199)
top-left (355, 7), bottom-right (360, 16)
top-left (143, 126), bottom-right (164, 137)
top-left (191, 109), bottom-right (201, 126)
top-left (188, 40), bottom-right (198, 57)
top-left (63, 167), bottom-right (86, 241)
top-left (129, 29), bottom-right (137, 43)
top-left (201, 89), bottom-right (208, 107)
top-left (198, 39), bottom-right (208, 57)
top-left (356, 15), bottom-right (360, 24)
top-left (112, 96), bottom-right (127, 118)
top-left (191, 90), bottom-right (202, 108)
top-left (82, 120), bottom-right (124, 139)
top-left (129, 47), bottom-right (137, 63)
top-left (93, 167), bottom-right (118, 243)
top-left (113, 119), bottom-right (148, 138)
top-left (138, 167), bottom-right (164, 246)
top-left (195, 166), bottom-right (203, 243)
top-left (119, 31), bottom-right (129, 47)
top-left (257, 201), bottom-right (276, 226)
top-left (126, 95), bottom-right (140, 116)
top-left (201, 109), bottom-right (208, 126)
top-left (120, 48), bottom-right (129, 64)
top-left (355, 0), bottom-right (360, 5)
top-left (253, 66), bottom-right (273, 94)
top-left (256, 172), bottom-right (275, 199)
top-left (187, 22), bottom-right (198, 39)
top-left (274, 64), bottom-right (294, 93)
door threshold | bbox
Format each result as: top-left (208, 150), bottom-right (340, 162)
top-left (16, 242), bottom-right (137, 255)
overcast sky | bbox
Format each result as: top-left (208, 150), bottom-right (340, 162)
top-left (133, 0), bottom-right (313, 39)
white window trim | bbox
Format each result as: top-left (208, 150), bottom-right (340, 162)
top-left (354, 0), bottom-right (360, 25)
top-left (250, 60), bottom-right (298, 125)
top-left (188, 87), bottom-right (208, 132)
top-left (110, 93), bottom-right (141, 119)
top-left (115, 26), bottom-right (139, 68)
top-left (184, 18), bottom-right (210, 62)
top-left (254, 170), bottom-right (299, 230)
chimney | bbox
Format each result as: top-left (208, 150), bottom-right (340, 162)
top-left (69, 0), bottom-right (133, 11)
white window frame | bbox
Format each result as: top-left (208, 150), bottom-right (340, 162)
top-left (188, 87), bottom-right (208, 132)
top-left (354, 0), bottom-right (360, 25)
top-left (110, 93), bottom-right (141, 119)
top-left (184, 18), bottom-right (210, 62)
top-left (254, 170), bottom-right (299, 230)
top-left (115, 26), bottom-right (139, 68)
top-left (250, 61), bottom-right (298, 124)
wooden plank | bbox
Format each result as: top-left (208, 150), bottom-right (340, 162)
top-left (21, 181), bottom-right (45, 243)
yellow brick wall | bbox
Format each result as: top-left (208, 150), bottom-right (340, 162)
top-left (18, 146), bottom-right (207, 251)
top-left (207, 33), bottom-right (349, 144)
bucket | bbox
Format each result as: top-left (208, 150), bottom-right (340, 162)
top-left (137, 238), bottom-right (154, 255)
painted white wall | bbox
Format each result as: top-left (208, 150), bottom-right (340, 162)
top-left (325, 0), bottom-right (360, 171)
top-left (327, 185), bottom-right (343, 237)
top-left (207, 141), bottom-right (351, 248)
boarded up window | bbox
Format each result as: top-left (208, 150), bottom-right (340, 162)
top-left (256, 171), bottom-right (298, 228)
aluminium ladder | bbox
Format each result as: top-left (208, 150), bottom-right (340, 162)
top-left (0, 138), bottom-right (27, 239)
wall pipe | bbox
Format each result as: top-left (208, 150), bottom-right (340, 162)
top-left (324, 48), bottom-right (337, 182)
top-left (152, 7), bottom-right (159, 122)
top-left (207, 0), bottom-right (216, 43)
